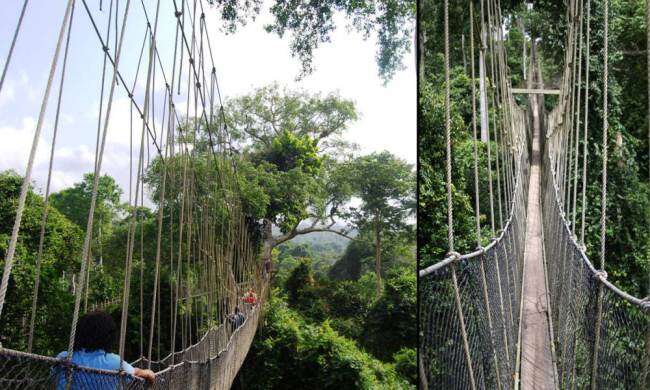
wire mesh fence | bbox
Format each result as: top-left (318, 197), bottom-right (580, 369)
top-left (419, 148), bottom-right (529, 390)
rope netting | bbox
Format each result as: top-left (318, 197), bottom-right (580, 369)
top-left (0, 0), bottom-right (267, 388)
top-left (541, 0), bottom-right (650, 388)
top-left (419, 148), bottom-right (528, 389)
top-left (420, 0), bottom-right (649, 389)
top-left (419, 1), bottom-right (530, 387)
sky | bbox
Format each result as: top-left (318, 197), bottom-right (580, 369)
top-left (0, 0), bottom-right (415, 204)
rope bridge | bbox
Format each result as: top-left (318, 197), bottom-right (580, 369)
top-left (0, 0), bottom-right (267, 388)
top-left (419, 0), bottom-right (650, 389)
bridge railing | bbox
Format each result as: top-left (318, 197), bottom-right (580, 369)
top-left (419, 137), bottom-right (529, 390)
top-left (0, 294), bottom-right (264, 390)
top-left (543, 110), bottom-right (650, 389)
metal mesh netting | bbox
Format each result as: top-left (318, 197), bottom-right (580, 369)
top-left (543, 114), bottom-right (650, 389)
top-left (0, 303), bottom-right (261, 389)
top-left (419, 148), bottom-right (529, 389)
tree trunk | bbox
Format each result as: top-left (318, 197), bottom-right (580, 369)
top-left (374, 212), bottom-right (382, 298)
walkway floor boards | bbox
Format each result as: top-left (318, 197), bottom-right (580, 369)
top-left (520, 93), bottom-right (555, 389)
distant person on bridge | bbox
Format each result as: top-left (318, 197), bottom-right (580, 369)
top-left (264, 258), bottom-right (271, 278)
top-left (54, 311), bottom-right (155, 388)
top-left (242, 288), bottom-right (258, 305)
top-left (228, 306), bottom-right (246, 332)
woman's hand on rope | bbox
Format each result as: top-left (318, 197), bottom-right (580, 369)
top-left (133, 368), bottom-right (156, 384)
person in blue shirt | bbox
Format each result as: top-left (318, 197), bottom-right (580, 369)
top-left (54, 310), bottom-right (155, 388)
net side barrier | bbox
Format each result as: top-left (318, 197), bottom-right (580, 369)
top-left (419, 117), bottom-right (530, 390)
top-left (543, 107), bottom-right (650, 390)
top-left (0, 298), bottom-right (262, 390)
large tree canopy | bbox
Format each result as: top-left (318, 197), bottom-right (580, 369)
top-left (221, 84), bottom-right (359, 245)
top-left (207, 0), bottom-right (415, 82)
top-left (49, 173), bottom-right (123, 256)
top-left (343, 151), bottom-right (415, 296)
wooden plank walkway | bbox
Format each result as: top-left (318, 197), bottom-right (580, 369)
top-left (520, 92), bottom-right (556, 389)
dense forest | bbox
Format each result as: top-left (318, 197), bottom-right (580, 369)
top-left (0, 84), bottom-right (416, 387)
top-left (419, 0), bottom-right (649, 297)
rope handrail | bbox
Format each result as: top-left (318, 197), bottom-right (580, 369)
top-left (544, 145), bottom-right (649, 309)
top-left (419, 147), bottom-right (525, 278)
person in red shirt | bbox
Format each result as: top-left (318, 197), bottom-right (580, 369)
top-left (242, 288), bottom-right (257, 305)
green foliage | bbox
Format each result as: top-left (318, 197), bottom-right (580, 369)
top-left (207, 1), bottom-right (415, 81)
top-left (418, 79), bottom-right (489, 266)
top-left (235, 295), bottom-right (412, 389)
top-left (328, 238), bottom-right (374, 280)
top-left (265, 131), bottom-right (321, 174)
top-left (277, 238), bottom-right (347, 279)
top-left (345, 151), bottom-right (415, 226)
top-left (285, 258), bottom-right (315, 306)
top-left (49, 173), bottom-right (122, 231)
top-left (362, 267), bottom-right (416, 361)
top-left (328, 231), bottom-right (414, 281)
top-left (528, 0), bottom-right (650, 296)
top-left (393, 347), bottom-right (417, 385)
top-left (222, 84), bottom-right (358, 233)
top-left (0, 170), bottom-right (83, 354)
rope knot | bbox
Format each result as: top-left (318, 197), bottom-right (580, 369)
top-left (641, 297), bottom-right (650, 312)
top-left (189, 58), bottom-right (194, 65)
top-left (196, 82), bottom-right (201, 88)
top-left (446, 251), bottom-right (462, 262)
top-left (102, 45), bottom-right (109, 53)
top-left (476, 246), bottom-right (487, 255)
top-left (594, 270), bottom-right (608, 281)
top-left (175, 11), bottom-right (183, 18)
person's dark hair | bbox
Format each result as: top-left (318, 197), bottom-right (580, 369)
top-left (73, 311), bottom-right (117, 352)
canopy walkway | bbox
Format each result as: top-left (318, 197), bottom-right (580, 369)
top-left (419, 1), bottom-right (650, 389)
top-left (0, 1), bottom-right (267, 388)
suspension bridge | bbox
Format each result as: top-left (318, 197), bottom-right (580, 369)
top-left (0, 0), bottom-right (267, 388)
top-left (420, 1), bottom-right (649, 389)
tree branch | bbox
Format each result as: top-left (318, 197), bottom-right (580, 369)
top-left (272, 224), bottom-right (357, 246)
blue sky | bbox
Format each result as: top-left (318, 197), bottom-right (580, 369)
top-left (0, 0), bottom-right (415, 203)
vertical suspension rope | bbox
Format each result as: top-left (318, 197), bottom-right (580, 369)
top-left (591, 0), bottom-right (608, 387)
top-left (580, 0), bottom-right (591, 245)
top-left (470, 4), bottom-right (502, 388)
top-left (571, 0), bottom-right (584, 232)
top-left (0, 0), bottom-right (75, 320)
top-left (444, 2), bottom-right (476, 389)
top-left (26, 0), bottom-right (75, 352)
top-left (444, 5), bottom-right (453, 252)
top-left (68, 0), bottom-right (132, 360)
top-left (481, 0), bottom-right (496, 237)
top-left (0, 0), bottom-right (30, 95)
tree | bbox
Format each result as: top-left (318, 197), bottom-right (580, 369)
top-left (207, 0), bottom-right (415, 82)
top-left (233, 294), bottom-right (412, 389)
top-left (0, 171), bottom-right (83, 354)
top-left (49, 173), bottom-right (123, 264)
top-left (363, 266), bottom-right (416, 361)
top-left (222, 85), bottom-right (360, 264)
top-left (344, 152), bottom-right (415, 297)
